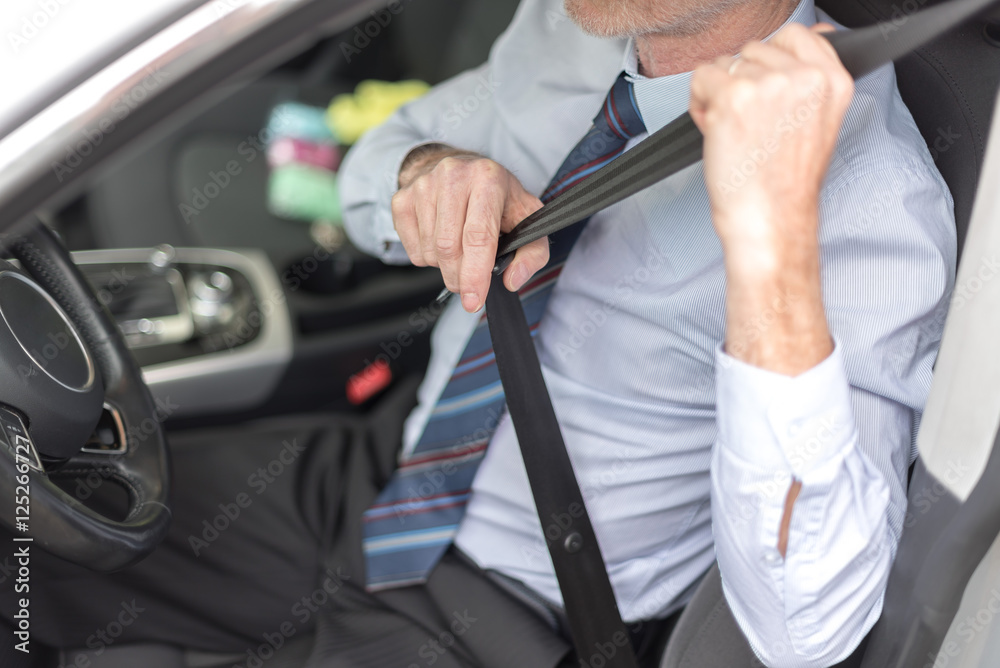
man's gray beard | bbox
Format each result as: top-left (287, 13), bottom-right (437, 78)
top-left (564, 0), bottom-right (758, 38)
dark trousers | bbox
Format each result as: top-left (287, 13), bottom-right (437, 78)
top-left (0, 378), bottom-right (674, 668)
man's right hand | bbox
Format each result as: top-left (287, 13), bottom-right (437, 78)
top-left (391, 144), bottom-right (550, 313)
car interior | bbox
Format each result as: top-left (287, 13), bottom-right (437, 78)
top-left (48, 0), bottom-right (522, 432)
top-left (3, 0), bottom-right (1000, 666)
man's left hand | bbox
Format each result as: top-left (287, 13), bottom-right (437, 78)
top-left (690, 22), bottom-right (854, 260)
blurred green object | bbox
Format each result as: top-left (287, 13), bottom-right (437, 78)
top-left (267, 164), bottom-right (340, 223)
top-left (326, 79), bottom-right (430, 145)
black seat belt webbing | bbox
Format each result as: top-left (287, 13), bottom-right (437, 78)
top-left (482, 1), bottom-right (1000, 666)
top-left (486, 274), bottom-right (639, 666)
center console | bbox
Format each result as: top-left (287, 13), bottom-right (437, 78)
top-left (72, 246), bottom-right (293, 418)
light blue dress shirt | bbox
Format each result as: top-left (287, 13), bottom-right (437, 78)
top-left (339, 1), bottom-right (957, 665)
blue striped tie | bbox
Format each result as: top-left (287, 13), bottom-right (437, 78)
top-left (363, 72), bottom-right (647, 591)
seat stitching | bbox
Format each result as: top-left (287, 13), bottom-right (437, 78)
top-left (677, 598), bottom-right (730, 668)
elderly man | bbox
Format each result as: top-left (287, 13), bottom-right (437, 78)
top-left (339, 0), bottom-right (954, 665)
top-left (1, 0), bottom-right (954, 667)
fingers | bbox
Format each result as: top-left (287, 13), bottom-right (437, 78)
top-left (391, 153), bottom-right (548, 312)
top-left (773, 23), bottom-right (854, 106)
top-left (434, 162), bottom-right (471, 292)
top-left (415, 182), bottom-right (438, 266)
top-left (740, 41), bottom-right (800, 73)
top-left (459, 173), bottom-right (505, 312)
top-left (390, 189), bottom-right (424, 266)
top-left (504, 237), bottom-right (550, 292)
top-left (692, 22), bottom-right (853, 132)
top-left (724, 58), bottom-right (769, 84)
top-left (689, 61), bottom-right (731, 131)
top-left (497, 180), bottom-right (546, 292)
top-left (730, 48), bottom-right (812, 109)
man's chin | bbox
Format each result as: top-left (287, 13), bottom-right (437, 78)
top-left (563, 0), bottom-right (758, 39)
top-left (563, 0), bottom-right (653, 38)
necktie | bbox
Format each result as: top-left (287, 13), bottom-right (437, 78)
top-left (362, 72), bottom-right (647, 591)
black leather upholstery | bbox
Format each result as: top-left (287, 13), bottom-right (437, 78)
top-left (818, 0), bottom-right (1000, 257)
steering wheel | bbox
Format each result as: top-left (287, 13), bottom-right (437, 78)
top-left (0, 221), bottom-right (171, 572)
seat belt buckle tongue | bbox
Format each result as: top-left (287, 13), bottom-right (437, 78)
top-left (493, 253), bottom-right (514, 276)
top-left (434, 253), bottom-right (513, 305)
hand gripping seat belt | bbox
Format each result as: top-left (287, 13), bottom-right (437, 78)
top-left (482, 1), bottom-right (1000, 665)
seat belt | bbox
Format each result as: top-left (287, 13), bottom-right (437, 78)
top-left (481, 0), bottom-right (1000, 665)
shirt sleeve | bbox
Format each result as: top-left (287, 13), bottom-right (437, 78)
top-left (711, 163), bottom-right (956, 668)
top-left (338, 62), bottom-right (502, 264)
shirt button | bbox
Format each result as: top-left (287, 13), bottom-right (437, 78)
top-left (787, 421), bottom-right (803, 439)
top-left (764, 552), bottom-right (781, 565)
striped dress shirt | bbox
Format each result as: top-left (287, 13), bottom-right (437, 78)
top-left (339, 0), bottom-right (957, 665)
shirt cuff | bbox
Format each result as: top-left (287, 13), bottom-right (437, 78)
top-left (715, 341), bottom-right (855, 478)
top-left (370, 140), bottom-right (443, 263)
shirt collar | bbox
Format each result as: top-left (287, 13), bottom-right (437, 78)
top-left (623, 0), bottom-right (817, 134)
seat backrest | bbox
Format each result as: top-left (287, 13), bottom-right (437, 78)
top-left (817, 0), bottom-right (1000, 259)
